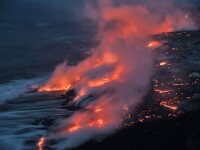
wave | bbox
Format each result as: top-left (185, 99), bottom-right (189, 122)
top-left (0, 77), bottom-right (46, 102)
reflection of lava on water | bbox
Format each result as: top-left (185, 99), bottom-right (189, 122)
top-left (33, 0), bottom-right (199, 149)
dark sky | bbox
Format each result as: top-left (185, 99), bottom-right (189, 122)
top-left (177, 0), bottom-right (200, 6)
top-left (0, 0), bottom-right (199, 24)
top-left (0, 0), bottom-right (85, 23)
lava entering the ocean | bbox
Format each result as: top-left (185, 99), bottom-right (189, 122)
top-left (35, 0), bottom-right (197, 149)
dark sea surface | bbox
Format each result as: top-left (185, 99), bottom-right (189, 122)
top-left (0, 0), bottom-right (95, 101)
top-left (0, 1), bottom-right (98, 149)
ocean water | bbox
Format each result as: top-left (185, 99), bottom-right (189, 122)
top-left (0, 0), bottom-right (94, 101)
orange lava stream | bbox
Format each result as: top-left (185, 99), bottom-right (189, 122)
top-left (39, 84), bottom-right (72, 92)
top-left (37, 137), bottom-right (45, 150)
top-left (88, 65), bottom-right (123, 87)
top-left (154, 89), bottom-right (173, 94)
top-left (74, 88), bottom-right (87, 102)
top-left (160, 101), bottom-right (178, 110)
top-left (89, 119), bottom-right (105, 127)
top-left (146, 41), bottom-right (161, 48)
top-left (159, 61), bottom-right (168, 66)
top-left (68, 122), bottom-right (82, 133)
top-left (67, 119), bottom-right (105, 133)
top-left (94, 108), bottom-right (103, 113)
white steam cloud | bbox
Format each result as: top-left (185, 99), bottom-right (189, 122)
top-left (38, 0), bottom-right (198, 149)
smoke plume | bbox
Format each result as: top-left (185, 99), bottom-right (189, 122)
top-left (38, 0), bottom-right (198, 149)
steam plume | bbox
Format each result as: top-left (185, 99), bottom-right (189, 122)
top-left (38, 0), bottom-right (198, 149)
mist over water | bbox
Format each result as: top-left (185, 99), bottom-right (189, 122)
top-left (0, 77), bottom-right (44, 101)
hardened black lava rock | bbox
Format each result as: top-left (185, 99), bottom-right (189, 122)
top-left (74, 111), bottom-right (200, 150)
top-left (61, 89), bottom-right (76, 105)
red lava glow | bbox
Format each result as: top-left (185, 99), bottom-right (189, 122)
top-left (68, 122), bottom-right (82, 133)
top-left (67, 120), bottom-right (104, 134)
top-left (147, 41), bottom-right (161, 48)
top-left (37, 137), bottom-right (45, 150)
top-left (88, 65), bottom-right (123, 87)
top-left (154, 89), bottom-right (173, 94)
top-left (123, 105), bottom-right (129, 111)
top-left (89, 119), bottom-right (105, 128)
top-left (160, 101), bottom-right (178, 110)
top-left (94, 108), bottom-right (103, 113)
top-left (159, 61), bottom-right (168, 66)
top-left (39, 84), bottom-right (72, 92)
top-left (37, 0), bottom-right (193, 94)
top-left (35, 0), bottom-right (197, 147)
top-left (74, 88), bottom-right (87, 102)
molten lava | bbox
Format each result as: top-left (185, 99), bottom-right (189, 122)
top-left (68, 122), bottom-right (82, 133)
top-left (88, 65), bottom-right (123, 87)
top-left (89, 119), bottom-right (105, 128)
top-left (37, 137), bottom-right (45, 150)
top-left (94, 108), bottom-right (103, 113)
top-left (154, 89), bottom-right (173, 94)
top-left (34, 0), bottom-right (197, 148)
top-left (39, 84), bottom-right (72, 92)
top-left (74, 88), bottom-right (87, 102)
top-left (147, 41), bottom-right (161, 48)
top-left (159, 61), bottom-right (168, 66)
top-left (160, 101), bottom-right (178, 110)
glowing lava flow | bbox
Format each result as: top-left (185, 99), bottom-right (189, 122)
top-left (89, 119), bottom-right (105, 127)
top-left (33, 0), bottom-right (197, 148)
top-left (160, 101), bottom-right (178, 110)
top-left (147, 41), bottom-right (161, 48)
top-left (154, 89), bottom-right (173, 94)
top-left (68, 122), bottom-right (82, 133)
top-left (88, 65), bottom-right (123, 87)
top-left (160, 61), bottom-right (168, 66)
top-left (94, 108), bottom-right (103, 113)
top-left (39, 84), bottom-right (72, 92)
top-left (74, 88), bottom-right (87, 102)
top-left (67, 120), bottom-right (104, 133)
top-left (37, 137), bottom-right (45, 150)
top-left (66, 119), bottom-right (105, 133)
